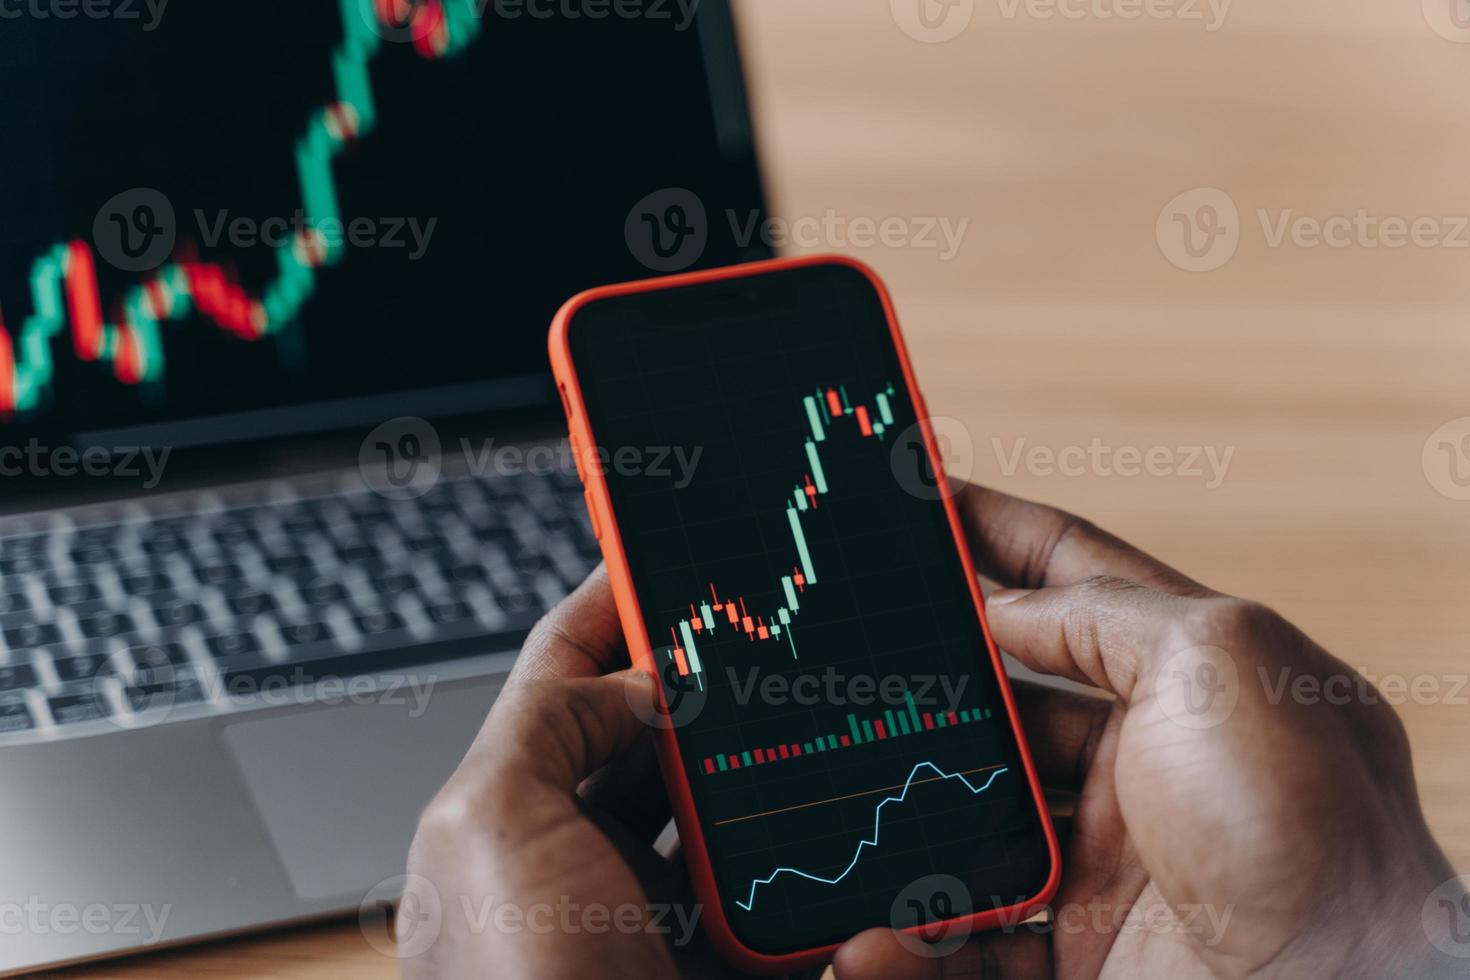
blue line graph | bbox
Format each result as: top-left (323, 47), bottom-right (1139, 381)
top-left (733, 762), bottom-right (1009, 912)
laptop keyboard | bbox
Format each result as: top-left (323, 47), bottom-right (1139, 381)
top-left (0, 465), bottom-right (600, 741)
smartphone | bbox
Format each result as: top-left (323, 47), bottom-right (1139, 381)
top-left (548, 255), bottom-right (1059, 973)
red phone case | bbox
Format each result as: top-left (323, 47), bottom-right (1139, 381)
top-left (548, 254), bottom-right (1060, 973)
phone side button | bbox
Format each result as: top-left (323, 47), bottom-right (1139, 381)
top-left (567, 432), bottom-right (586, 482)
top-left (583, 490), bottom-right (603, 540)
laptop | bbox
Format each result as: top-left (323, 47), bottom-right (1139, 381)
top-left (0, 2), bottom-right (769, 973)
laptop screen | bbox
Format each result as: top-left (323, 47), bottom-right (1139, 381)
top-left (0, 0), bottom-right (766, 451)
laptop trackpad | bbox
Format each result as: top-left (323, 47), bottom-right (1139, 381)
top-left (222, 679), bottom-right (497, 901)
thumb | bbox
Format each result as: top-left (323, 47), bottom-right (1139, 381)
top-left (475, 668), bottom-right (658, 796)
top-left (986, 575), bottom-right (1195, 698)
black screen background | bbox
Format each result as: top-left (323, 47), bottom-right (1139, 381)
top-left (570, 264), bottom-right (1051, 954)
top-left (0, 2), bottom-right (761, 446)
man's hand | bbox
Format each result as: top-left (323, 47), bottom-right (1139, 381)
top-left (833, 484), bottom-right (1459, 980)
top-left (404, 565), bottom-right (739, 980)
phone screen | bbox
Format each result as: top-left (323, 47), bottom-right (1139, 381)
top-left (566, 263), bottom-right (1053, 955)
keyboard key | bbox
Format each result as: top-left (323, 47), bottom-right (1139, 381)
top-left (226, 592), bottom-right (278, 616)
top-left (130, 643), bottom-right (188, 673)
top-left (194, 562), bottom-right (244, 585)
top-left (53, 654), bottom-right (113, 683)
top-left (0, 535), bottom-right (47, 556)
top-left (418, 496), bottom-right (460, 519)
top-left (126, 676), bottom-right (206, 713)
top-left (0, 664), bottom-right (38, 691)
top-left (406, 535), bottom-right (449, 555)
top-left (297, 579), bottom-right (348, 606)
top-left (354, 611), bottom-right (406, 636)
top-left (48, 694), bottom-right (109, 725)
top-left (265, 554), bottom-right (312, 575)
top-left (211, 524), bottom-right (257, 549)
top-left (72, 525), bottom-right (121, 545)
top-left (0, 593), bottom-right (30, 615)
top-left (279, 512), bottom-right (324, 536)
top-left (513, 554), bottom-right (550, 576)
top-left (0, 701), bottom-right (34, 733)
top-left (150, 598), bottom-right (205, 628)
top-left (370, 573), bottom-right (416, 597)
top-left (121, 571), bottom-right (173, 595)
top-left (141, 532), bottom-right (189, 556)
top-left (473, 526), bottom-right (515, 547)
top-left (499, 592), bottom-right (540, 614)
top-left (446, 564), bottom-right (487, 584)
top-left (280, 620), bottom-right (334, 645)
top-left (70, 544), bottom-right (119, 565)
top-left (3, 623), bottom-right (61, 650)
top-left (47, 581), bottom-right (101, 606)
top-left (352, 511), bottom-right (397, 531)
top-left (0, 554), bottom-right (48, 574)
top-left (148, 516), bottom-right (194, 536)
top-left (206, 632), bottom-right (260, 660)
top-left (79, 612), bottom-right (135, 638)
top-left (424, 600), bottom-right (473, 625)
top-left (480, 475), bottom-right (523, 501)
top-left (336, 543), bottom-right (381, 565)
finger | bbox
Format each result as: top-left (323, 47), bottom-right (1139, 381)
top-left (986, 577), bottom-right (1187, 697)
top-left (510, 563), bottom-right (628, 683)
top-left (426, 670), bottom-right (658, 852)
top-left (957, 483), bottom-right (1211, 597)
top-left (833, 926), bottom-right (1051, 980)
top-left (1010, 679), bottom-right (1116, 792)
top-left (578, 725), bottom-right (672, 841)
top-left (480, 669), bottom-right (655, 794)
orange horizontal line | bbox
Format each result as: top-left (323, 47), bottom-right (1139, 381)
top-left (714, 763), bottom-right (1007, 827)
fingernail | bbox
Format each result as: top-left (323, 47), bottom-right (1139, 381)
top-left (622, 668), bottom-right (657, 690)
top-left (987, 588), bottom-right (1032, 607)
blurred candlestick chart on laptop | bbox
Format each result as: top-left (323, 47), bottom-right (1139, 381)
top-left (0, 0), bottom-right (481, 417)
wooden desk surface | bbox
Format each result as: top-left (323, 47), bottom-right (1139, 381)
top-left (51, 2), bottom-right (1470, 975)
